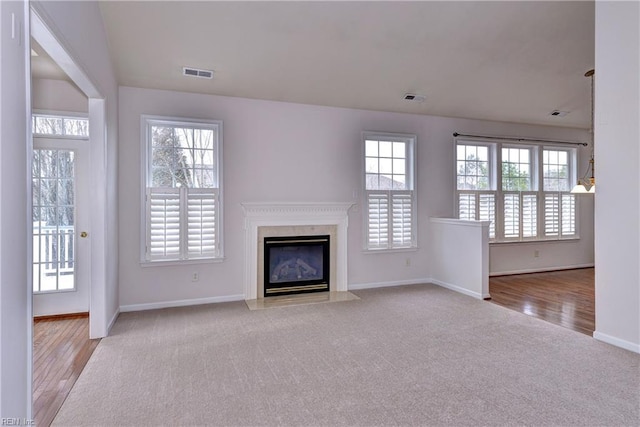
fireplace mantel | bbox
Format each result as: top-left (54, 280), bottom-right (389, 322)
top-left (241, 202), bottom-right (353, 300)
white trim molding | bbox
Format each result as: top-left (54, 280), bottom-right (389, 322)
top-left (593, 331), bottom-right (640, 354)
top-left (120, 294), bottom-right (244, 313)
top-left (241, 202), bottom-right (353, 300)
top-left (349, 278), bottom-right (431, 291)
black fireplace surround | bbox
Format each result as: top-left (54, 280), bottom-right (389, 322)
top-left (264, 235), bottom-right (330, 297)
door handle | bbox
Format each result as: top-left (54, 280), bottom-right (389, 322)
top-left (80, 231), bottom-right (88, 238)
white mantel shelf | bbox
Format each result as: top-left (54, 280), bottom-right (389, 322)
top-left (241, 202), bottom-right (353, 301)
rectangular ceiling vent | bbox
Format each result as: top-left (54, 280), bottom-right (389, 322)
top-left (404, 93), bottom-right (426, 103)
top-left (182, 67), bottom-right (214, 79)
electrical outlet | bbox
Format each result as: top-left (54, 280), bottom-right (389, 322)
top-left (192, 272), bottom-right (199, 282)
top-left (534, 250), bottom-right (540, 258)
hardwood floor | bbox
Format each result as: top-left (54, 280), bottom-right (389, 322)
top-left (33, 314), bottom-right (100, 427)
top-left (489, 268), bottom-right (595, 335)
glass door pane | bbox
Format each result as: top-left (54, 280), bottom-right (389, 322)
top-left (32, 149), bottom-right (75, 293)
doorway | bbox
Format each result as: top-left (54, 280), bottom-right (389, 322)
top-left (29, 5), bottom-right (109, 425)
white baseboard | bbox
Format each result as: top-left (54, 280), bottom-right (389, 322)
top-left (348, 278), bottom-right (431, 291)
top-left (107, 308), bottom-right (120, 334)
top-left (593, 331), bottom-right (640, 354)
top-left (490, 263), bottom-right (594, 277)
top-left (120, 294), bottom-right (245, 313)
top-left (430, 279), bottom-right (488, 300)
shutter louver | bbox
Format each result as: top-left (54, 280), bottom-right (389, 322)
top-left (504, 193), bottom-right (520, 238)
top-left (148, 189), bottom-right (181, 259)
top-left (458, 193), bottom-right (476, 220)
top-left (392, 192), bottom-right (413, 247)
top-left (561, 194), bottom-right (576, 236)
top-left (187, 190), bottom-right (218, 257)
top-left (522, 193), bottom-right (537, 238)
top-left (478, 193), bottom-right (496, 238)
top-left (367, 192), bottom-right (389, 249)
top-left (544, 193), bottom-right (560, 236)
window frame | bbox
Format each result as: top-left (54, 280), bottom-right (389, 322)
top-left (362, 131), bottom-right (417, 252)
top-left (140, 115), bottom-right (224, 264)
top-left (455, 138), bottom-right (579, 243)
top-left (32, 110), bottom-right (89, 140)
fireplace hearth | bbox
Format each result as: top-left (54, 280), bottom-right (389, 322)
top-left (264, 235), bottom-right (330, 297)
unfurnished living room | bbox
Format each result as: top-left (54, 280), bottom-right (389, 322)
top-left (1, 1), bottom-right (639, 426)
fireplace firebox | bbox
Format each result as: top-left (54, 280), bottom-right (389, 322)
top-left (264, 235), bottom-right (330, 297)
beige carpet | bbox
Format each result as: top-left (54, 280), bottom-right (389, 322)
top-left (54, 284), bottom-right (639, 426)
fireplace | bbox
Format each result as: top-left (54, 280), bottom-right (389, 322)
top-left (264, 235), bottom-right (330, 297)
top-left (241, 202), bottom-right (352, 301)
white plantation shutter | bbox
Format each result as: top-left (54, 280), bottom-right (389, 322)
top-left (503, 193), bottom-right (520, 239)
top-left (366, 191), bottom-right (414, 249)
top-left (147, 188), bottom-right (181, 260)
top-left (561, 194), bottom-right (576, 236)
top-left (478, 193), bottom-right (496, 238)
top-left (544, 193), bottom-right (560, 237)
top-left (458, 193), bottom-right (476, 220)
top-left (187, 190), bottom-right (218, 257)
top-left (522, 193), bottom-right (537, 238)
top-left (392, 192), bottom-right (414, 247)
top-left (366, 192), bottom-right (389, 249)
top-left (458, 192), bottom-right (496, 239)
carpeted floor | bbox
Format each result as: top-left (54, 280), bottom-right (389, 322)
top-left (53, 284), bottom-right (639, 426)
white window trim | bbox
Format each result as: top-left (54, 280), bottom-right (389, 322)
top-left (140, 115), bottom-right (224, 264)
top-left (454, 138), bottom-right (579, 243)
top-left (362, 131), bottom-right (417, 251)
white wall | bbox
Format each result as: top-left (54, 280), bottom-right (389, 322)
top-left (593, 1), bottom-right (640, 353)
top-left (0, 0), bottom-right (30, 419)
top-left (32, 78), bottom-right (87, 113)
top-left (429, 218), bottom-right (489, 299)
top-left (118, 86), bottom-right (593, 307)
top-left (33, 1), bottom-right (120, 336)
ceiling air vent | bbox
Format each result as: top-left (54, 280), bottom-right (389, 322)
top-left (404, 93), bottom-right (426, 102)
top-left (182, 67), bottom-right (214, 79)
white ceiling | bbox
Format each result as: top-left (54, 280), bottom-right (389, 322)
top-left (95, 1), bottom-right (594, 128)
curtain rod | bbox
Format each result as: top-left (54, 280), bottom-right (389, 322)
top-left (453, 132), bottom-right (588, 147)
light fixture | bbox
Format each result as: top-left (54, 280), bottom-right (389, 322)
top-left (571, 69), bottom-right (595, 194)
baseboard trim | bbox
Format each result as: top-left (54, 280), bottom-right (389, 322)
top-left (107, 308), bottom-right (120, 334)
top-left (489, 263), bottom-right (594, 277)
top-left (593, 331), bottom-right (640, 354)
top-left (430, 279), bottom-right (488, 300)
top-left (348, 278), bottom-right (431, 291)
top-left (120, 294), bottom-right (245, 313)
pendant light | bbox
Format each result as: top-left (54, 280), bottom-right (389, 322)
top-left (571, 69), bottom-right (595, 194)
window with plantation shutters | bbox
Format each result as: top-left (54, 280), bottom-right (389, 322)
top-left (364, 133), bottom-right (416, 250)
top-left (143, 116), bottom-right (223, 262)
top-left (455, 139), bottom-right (578, 242)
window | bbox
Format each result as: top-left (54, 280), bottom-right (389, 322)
top-left (456, 140), bottom-right (577, 242)
top-left (142, 116), bottom-right (223, 262)
top-left (364, 132), bottom-right (416, 250)
top-left (32, 113), bottom-right (89, 138)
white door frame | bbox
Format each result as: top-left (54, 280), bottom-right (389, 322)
top-left (30, 7), bottom-right (108, 338)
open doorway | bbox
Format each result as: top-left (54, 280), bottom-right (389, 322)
top-left (29, 7), bottom-right (109, 425)
top-left (30, 38), bottom-right (99, 427)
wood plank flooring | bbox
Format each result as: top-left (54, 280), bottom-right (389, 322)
top-left (33, 314), bottom-right (100, 427)
top-left (489, 268), bottom-right (595, 335)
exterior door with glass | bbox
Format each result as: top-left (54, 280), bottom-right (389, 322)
top-left (32, 137), bottom-right (90, 316)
